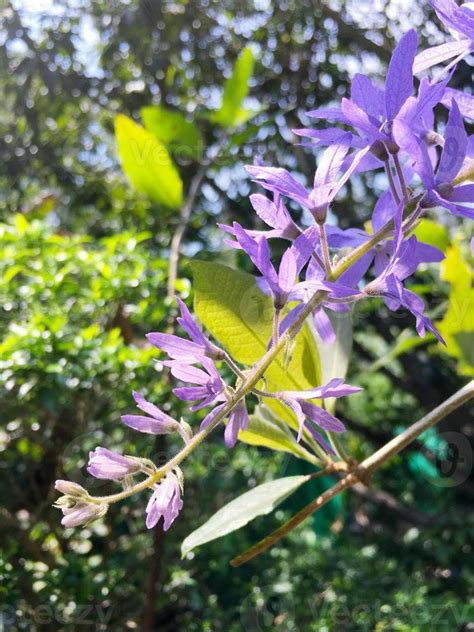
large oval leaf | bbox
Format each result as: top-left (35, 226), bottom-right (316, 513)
top-left (181, 475), bottom-right (309, 557)
top-left (191, 261), bottom-right (321, 396)
top-left (115, 114), bottom-right (183, 209)
top-left (192, 260), bottom-right (321, 432)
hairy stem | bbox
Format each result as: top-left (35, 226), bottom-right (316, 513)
top-left (272, 308), bottom-right (281, 348)
top-left (230, 380), bottom-right (474, 566)
top-left (222, 351), bottom-right (246, 380)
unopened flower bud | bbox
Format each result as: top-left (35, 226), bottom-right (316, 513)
top-left (179, 419), bottom-right (193, 443)
top-left (60, 501), bottom-right (108, 528)
top-left (54, 480), bottom-right (88, 497)
top-left (87, 447), bottom-right (141, 480)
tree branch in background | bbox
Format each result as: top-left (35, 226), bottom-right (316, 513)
top-left (231, 380), bottom-right (474, 566)
top-left (319, 2), bottom-right (392, 61)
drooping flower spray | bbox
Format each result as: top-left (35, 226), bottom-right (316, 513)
top-left (55, 5), bottom-right (474, 534)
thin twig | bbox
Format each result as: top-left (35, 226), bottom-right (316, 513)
top-left (167, 163), bottom-right (209, 299)
top-left (167, 137), bottom-right (226, 299)
top-left (230, 380), bottom-right (474, 566)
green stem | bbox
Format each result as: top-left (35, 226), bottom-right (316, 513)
top-left (272, 308), bottom-right (281, 348)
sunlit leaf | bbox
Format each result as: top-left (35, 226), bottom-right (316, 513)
top-left (239, 405), bottom-right (319, 462)
top-left (210, 47), bottom-right (257, 128)
top-left (115, 114), bottom-right (183, 208)
top-left (192, 261), bottom-right (321, 431)
top-left (437, 245), bottom-right (474, 376)
top-left (141, 105), bottom-right (203, 161)
top-left (413, 219), bottom-right (449, 252)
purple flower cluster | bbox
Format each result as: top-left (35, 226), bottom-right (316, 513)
top-left (147, 298), bottom-right (249, 448)
top-left (55, 4), bottom-right (473, 532)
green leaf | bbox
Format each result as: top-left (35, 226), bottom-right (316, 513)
top-left (15, 213), bottom-right (29, 236)
top-left (141, 105), bottom-right (203, 161)
top-left (191, 261), bottom-right (321, 429)
top-left (239, 405), bottom-right (319, 462)
top-left (437, 245), bottom-right (474, 376)
top-left (413, 219), bottom-right (450, 252)
top-left (115, 114), bottom-right (183, 208)
top-left (192, 261), bottom-right (321, 431)
top-left (210, 47), bottom-right (256, 128)
top-left (181, 475), bottom-right (309, 556)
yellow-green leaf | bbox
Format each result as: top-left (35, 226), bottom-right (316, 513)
top-left (413, 219), bottom-right (450, 252)
top-left (192, 260), bottom-right (321, 428)
top-left (437, 245), bottom-right (474, 376)
top-left (210, 47), bottom-right (256, 128)
top-left (141, 105), bottom-right (203, 161)
top-left (115, 113), bottom-right (183, 208)
top-left (239, 405), bottom-right (319, 462)
top-left (15, 213), bottom-right (29, 236)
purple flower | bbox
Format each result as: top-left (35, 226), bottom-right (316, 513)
top-left (121, 391), bottom-right (182, 436)
top-left (54, 480), bottom-right (108, 528)
top-left (398, 99), bottom-right (474, 219)
top-left (200, 399), bottom-right (249, 448)
top-left (166, 357), bottom-right (226, 411)
top-left (224, 400), bottom-right (249, 448)
top-left (145, 473), bottom-right (183, 530)
top-left (220, 192), bottom-right (301, 242)
top-left (279, 378), bottom-right (362, 444)
top-left (413, 1), bottom-right (474, 74)
top-left (364, 233), bottom-right (445, 343)
top-left (231, 222), bottom-right (314, 309)
top-left (441, 87), bottom-right (474, 119)
top-left (245, 135), bottom-right (360, 222)
top-left (275, 256), bottom-right (362, 344)
top-left (147, 297), bottom-right (223, 362)
top-left (59, 502), bottom-right (108, 528)
top-left (430, 0), bottom-right (474, 44)
top-left (87, 447), bottom-right (141, 480)
top-left (297, 30), bottom-right (448, 185)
